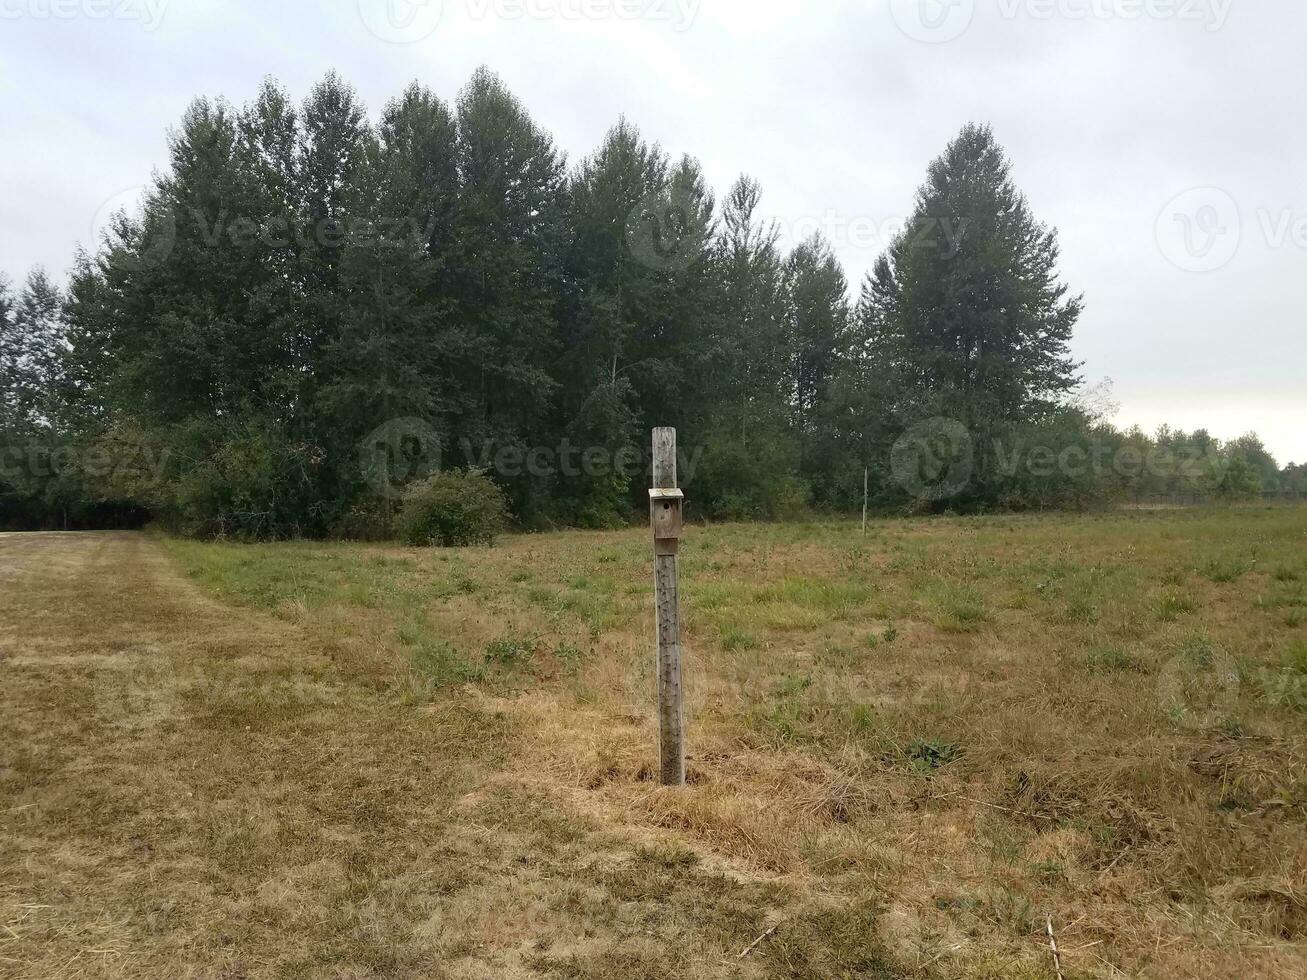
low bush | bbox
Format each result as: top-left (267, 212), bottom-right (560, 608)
top-left (395, 471), bottom-right (508, 547)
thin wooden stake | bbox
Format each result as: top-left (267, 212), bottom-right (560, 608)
top-left (1046, 915), bottom-right (1066, 980)
top-left (651, 427), bottom-right (686, 787)
top-left (862, 467), bottom-right (869, 533)
top-left (737, 924), bottom-right (779, 959)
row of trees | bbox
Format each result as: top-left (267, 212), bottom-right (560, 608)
top-left (2, 69), bottom-right (1300, 535)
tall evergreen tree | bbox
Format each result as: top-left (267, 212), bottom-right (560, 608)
top-left (6, 268), bottom-right (67, 428)
top-left (22, 77), bottom-right (1134, 532)
top-left (685, 176), bottom-right (798, 517)
top-left (315, 85), bottom-right (464, 527)
top-left (296, 73), bottom-right (371, 384)
top-left (706, 176), bottom-right (785, 444)
top-left (558, 119), bottom-right (661, 522)
top-left (784, 233), bottom-right (849, 426)
top-left (448, 67), bottom-right (569, 511)
top-left (1, 274), bottom-right (21, 432)
top-left (862, 123), bottom-right (1083, 504)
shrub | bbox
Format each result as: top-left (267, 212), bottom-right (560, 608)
top-left (767, 475), bottom-right (812, 521)
top-left (396, 471), bottom-right (508, 547)
top-left (329, 496), bottom-right (395, 541)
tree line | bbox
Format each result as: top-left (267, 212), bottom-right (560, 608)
top-left (2, 68), bottom-right (1301, 535)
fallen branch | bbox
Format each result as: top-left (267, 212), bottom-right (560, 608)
top-left (1046, 915), bottom-right (1066, 980)
top-left (738, 924), bottom-right (779, 959)
top-left (927, 792), bottom-right (1058, 822)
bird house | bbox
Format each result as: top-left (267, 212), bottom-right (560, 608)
top-left (650, 488), bottom-right (684, 552)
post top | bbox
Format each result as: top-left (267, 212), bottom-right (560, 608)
top-left (649, 488), bottom-right (685, 501)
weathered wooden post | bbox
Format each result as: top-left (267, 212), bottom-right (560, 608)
top-left (862, 467), bottom-right (869, 534)
top-left (651, 427), bottom-right (686, 787)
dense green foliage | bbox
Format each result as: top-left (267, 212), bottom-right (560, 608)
top-left (2, 72), bottom-right (1300, 536)
top-left (396, 471), bottom-right (508, 547)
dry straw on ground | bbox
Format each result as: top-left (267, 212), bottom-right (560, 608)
top-left (2, 508), bottom-right (1305, 978)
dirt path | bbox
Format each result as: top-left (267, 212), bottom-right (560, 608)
top-left (0, 533), bottom-right (825, 980)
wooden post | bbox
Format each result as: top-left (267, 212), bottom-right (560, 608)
top-left (651, 427), bottom-right (686, 787)
top-left (862, 467), bottom-right (869, 534)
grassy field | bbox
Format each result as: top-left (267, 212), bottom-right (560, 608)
top-left (2, 509), bottom-right (1306, 978)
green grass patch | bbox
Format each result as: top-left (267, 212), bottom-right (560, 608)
top-left (1203, 556), bottom-right (1254, 584)
top-left (719, 624), bottom-right (760, 652)
top-left (1155, 591), bottom-right (1197, 622)
top-left (1082, 646), bottom-right (1141, 673)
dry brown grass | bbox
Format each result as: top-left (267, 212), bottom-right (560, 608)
top-left (3, 509), bottom-right (1306, 978)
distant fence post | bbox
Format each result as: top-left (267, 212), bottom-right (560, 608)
top-left (862, 467), bottom-right (869, 534)
top-left (651, 427), bottom-right (686, 787)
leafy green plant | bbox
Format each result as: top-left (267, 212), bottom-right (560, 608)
top-left (905, 738), bottom-right (962, 773)
top-left (408, 639), bottom-right (484, 689)
top-left (396, 470), bottom-right (508, 547)
top-left (486, 633), bottom-right (537, 668)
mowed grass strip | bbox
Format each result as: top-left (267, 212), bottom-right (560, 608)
top-left (0, 533), bottom-right (885, 979)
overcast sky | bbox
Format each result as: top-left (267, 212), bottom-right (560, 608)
top-left (2, 0), bottom-right (1303, 462)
